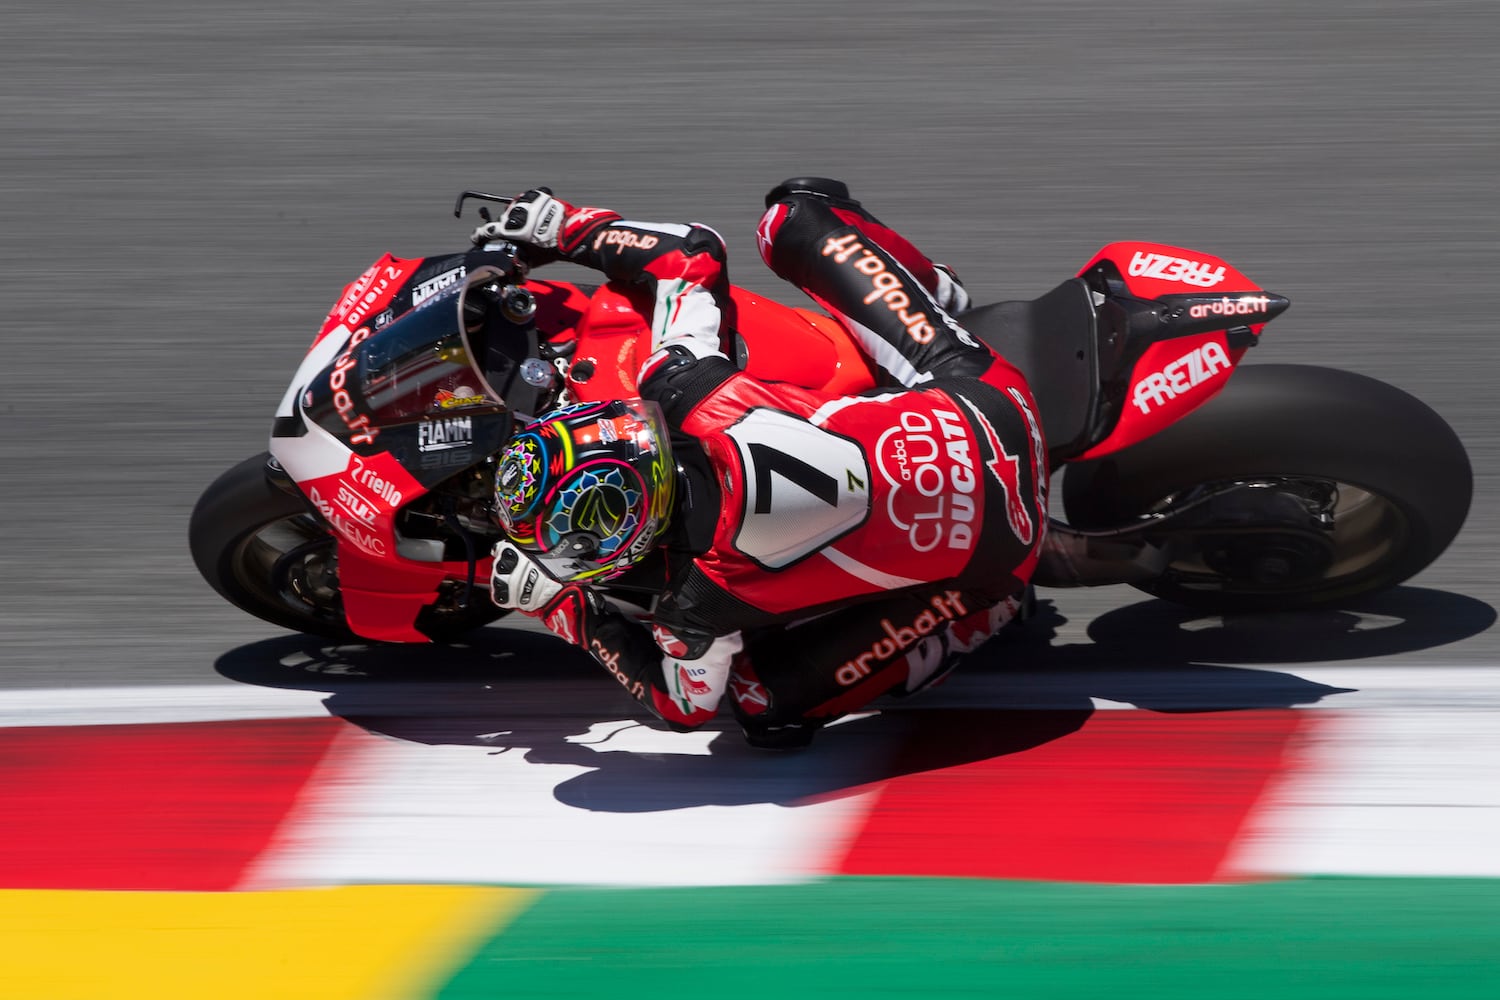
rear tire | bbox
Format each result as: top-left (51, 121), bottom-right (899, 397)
top-left (1061, 365), bottom-right (1472, 611)
top-left (189, 452), bottom-right (503, 640)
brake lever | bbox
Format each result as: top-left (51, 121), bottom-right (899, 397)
top-left (453, 189), bottom-right (515, 219)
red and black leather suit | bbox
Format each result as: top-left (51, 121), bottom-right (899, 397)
top-left (531, 179), bottom-right (1046, 748)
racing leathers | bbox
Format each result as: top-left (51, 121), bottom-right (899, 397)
top-left (488, 180), bottom-right (1048, 748)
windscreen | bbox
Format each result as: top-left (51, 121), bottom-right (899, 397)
top-left (352, 279), bottom-right (502, 423)
top-left (300, 273), bottom-right (518, 482)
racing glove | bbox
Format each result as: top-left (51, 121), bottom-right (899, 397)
top-left (471, 189), bottom-right (568, 249)
top-left (490, 540), bottom-right (595, 647)
top-left (471, 188), bottom-right (622, 257)
top-left (490, 540), bottom-right (565, 612)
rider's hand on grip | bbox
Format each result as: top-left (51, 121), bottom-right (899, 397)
top-left (471, 188), bottom-right (567, 249)
top-left (490, 540), bottom-right (563, 613)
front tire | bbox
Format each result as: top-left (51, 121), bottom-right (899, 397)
top-left (1061, 365), bottom-right (1472, 611)
top-left (189, 452), bottom-right (504, 640)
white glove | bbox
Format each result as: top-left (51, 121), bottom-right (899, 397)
top-left (490, 540), bottom-right (564, 612)
top-left (471, 188), bottom-right (567, 249)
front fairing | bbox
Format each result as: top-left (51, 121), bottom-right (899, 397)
top-left (299, 281), bottom-right (514, 486)
top-left (268, 256), bottom-right (537, 641)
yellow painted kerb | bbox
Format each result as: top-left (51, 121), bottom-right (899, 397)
top-left (0, 884), bottom-right (537, 1000)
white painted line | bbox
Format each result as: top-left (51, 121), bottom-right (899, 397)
top-left (921, 664), bottom-right (1500, 712)
top-left (0, 685), bottom-right (333, 728)
top-left (1265, 666), bottom-right (1500, 710)
top-left (7, 665), bottom-right (1499, 729)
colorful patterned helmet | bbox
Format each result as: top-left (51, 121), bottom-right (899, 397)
top-left (494, 398), bottom-right (675, 582)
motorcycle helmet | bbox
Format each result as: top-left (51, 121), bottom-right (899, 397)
top-left (494, 398), bottom-right (675, 582)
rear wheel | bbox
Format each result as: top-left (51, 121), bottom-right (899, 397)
top-left (1061, 365), bottom-right (1471, 611)
top-left (189, 452), bottom-right (504, 640)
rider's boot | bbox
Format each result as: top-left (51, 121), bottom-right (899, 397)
top-left (727, 654), bottom-right (822, 750)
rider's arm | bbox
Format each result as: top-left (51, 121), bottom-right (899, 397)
top-left (533, 586), bottom-right (741, 731)
top-left (472, 188), bottom-right (731, 363)
top-left (564, 218), bottom-right (733, 363)
top-left (491, 540), bottom-right (731, 729)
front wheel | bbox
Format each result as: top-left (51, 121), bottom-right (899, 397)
top-left (1061, 365), bottom-right (1472, 611)
top-left (188, 452), bottom-right (504, 640)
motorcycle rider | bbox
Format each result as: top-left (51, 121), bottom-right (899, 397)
top-left (478, 179), bottom-right (1047, 748)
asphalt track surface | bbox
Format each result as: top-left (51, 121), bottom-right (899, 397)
top-left (2, 2), bottom-right (1496, 702)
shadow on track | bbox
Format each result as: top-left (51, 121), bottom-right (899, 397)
top-left (962, 584), bottom-right (1498, 713)
top-left (213, 585), bottom-right (1493, 810)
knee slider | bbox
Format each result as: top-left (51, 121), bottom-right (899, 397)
top-left (763, 176), bottom-right (854, 208)
top-left (739, 719), bottom-right (820, 751)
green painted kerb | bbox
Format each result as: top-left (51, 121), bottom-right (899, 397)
top-left (439, 877), bottom-right (1500, 999)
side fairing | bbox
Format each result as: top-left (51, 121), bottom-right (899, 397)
top-left (269, 253), bottom-right (518, 641)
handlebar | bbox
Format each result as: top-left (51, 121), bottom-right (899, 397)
top-left (453, 189), bottom-right (516, 221)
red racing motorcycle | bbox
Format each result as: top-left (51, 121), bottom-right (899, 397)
top-left (190, 191), bottom-right (1473, 642)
